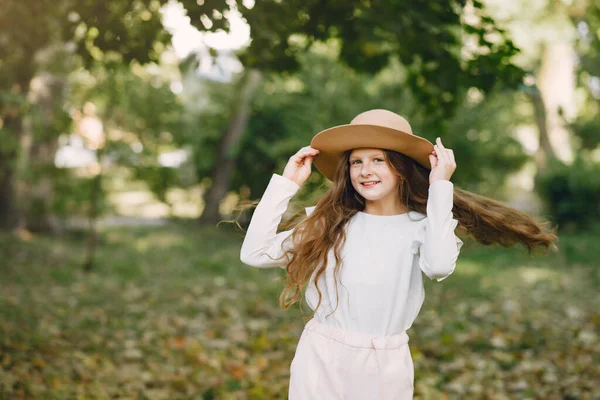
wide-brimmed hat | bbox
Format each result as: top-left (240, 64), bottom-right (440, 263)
top-left (310, 109), bottom-right (434, 181)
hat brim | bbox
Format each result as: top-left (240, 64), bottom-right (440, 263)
top-left (310, 124), bottom-right (434, 181)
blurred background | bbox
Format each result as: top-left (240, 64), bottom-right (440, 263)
top-left (1, 0), bottom-right (599, 398)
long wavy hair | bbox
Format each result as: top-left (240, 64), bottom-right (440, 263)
top-left (241, 148), bottom-right (558, 321)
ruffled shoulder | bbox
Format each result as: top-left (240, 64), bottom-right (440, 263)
top-left (305, 206), bottom-right (316, 217)
top-left (408, 213), bottom-right (427, 255)
top-left (410, 215), bottom-right (464, 255)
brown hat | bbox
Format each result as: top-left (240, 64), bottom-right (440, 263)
top-left (310, 109), bottom-right (434, 181)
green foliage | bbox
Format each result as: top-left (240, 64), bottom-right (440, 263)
top-left (176, 77), bottom-right (240, 184)
top-left (536, 155), bottom-right (600, 232)
top-left (233, 50), bottom-right (379, 198)
top-left (535, 0), bottom-right (600, 231)
top-left (0, 0), bottom-right (207, 229)
top-left (0, 0), bottom-right (225, 83)
top-left (570, 114), bottom-right (600, 151)
top-left (197, 0), bottom-right (525, 119)
top-left (223, 50), bottom-right (528, 201)
top-left (529, 0), bottom-right (600, 233)
top-left (572, 0), bottom-right (600, 157)
top-left (435, 90), bottom-right (530, 194)
top-left (75, 64), bottom-right (183, 134)
top-left (575, 0), bottom-right (600, 78)
top-left (70, 64), bottom-right (187, 211)
top-left (1, 0), bottom-right (530, 231)
top-left (0, 0), bottom-right (185, 89)
top-left (0, 1), bottom-right (53, 89)
top-left (131, 165), bottom-right (179, 206)
top-left (52, 171), bottom-right (110, 219)
top-left (0, 90), bottom-right (28, 155)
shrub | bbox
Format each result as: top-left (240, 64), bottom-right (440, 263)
top-left (536, 155), bottom-right (600, 232)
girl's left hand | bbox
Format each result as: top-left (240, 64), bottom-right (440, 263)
top-left (428, 137), bottom-right (456, 184)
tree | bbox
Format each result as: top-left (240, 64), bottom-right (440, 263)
top-left (1, 0), bottom-right (524, 228)
top-left (192, 0), bottom-right (524, 117)
top-left (188, 48), bottom-right (529, 226)
top-left (482, 0), bottom-right (591, 175)
top-left (571, 0), bottom-right (600, 152)
top-left (198, 69), bottom-right (262, 225)
top-left (0, 0), bottom-right (207, 230)
top-left (190, 0), bottom-right (525, 223)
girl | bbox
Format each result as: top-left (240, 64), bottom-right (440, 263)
top-left (239, 109), bottom-right (557, 399)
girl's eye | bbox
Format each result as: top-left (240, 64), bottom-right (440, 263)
top-left (351, 158), bottom-right (383, 165)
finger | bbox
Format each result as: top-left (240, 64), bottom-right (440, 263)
top-left (434, 144), bottom-right (449, 165)
top-left (298, 146), bottom-right (315, 155)
top-left (294, 148), bottom-right (318, 162)
top-left (301, 147), bottom-right (320, 156)
top-left (304, 155), bottom-right (312, 168)
top-left (440, 145), bottom-right (452, 165)
top-left (445, 148), bottom-right (455, 165)
top-left (428, 154), bottom-right (437, 169)
top-left (291, 153), bottom-right (307, 165)
top-left (447, 149), bottom-right (456, 166)
top-left (435, 138), bottom-right (451, 164)
top-left (299, 152), bottom-right (315, 162)
top-left (436, 137), bottom-right (446, 150)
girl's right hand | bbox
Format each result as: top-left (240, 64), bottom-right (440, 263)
top-left (282, 146), bottom-right (320, 187)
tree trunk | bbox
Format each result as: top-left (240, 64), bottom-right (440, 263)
top-left (22, 73), bottom-right (66, 234)
top-left (530, 40), bottom-right (577, 187)
top-left (0, 115), bottom-right (22, 230)
top-left (536, 41), bottom-right (577, 163)
top-left (528, 87), bottom-right (557, 186)
top-left (0, 159), bottom-right (18, 230)
top-left (199, 69), bottom-right (262, 225)
top-left (0, 59), bottom-right (37, 229)
top-left (83, 165), bottom-right (102, 272)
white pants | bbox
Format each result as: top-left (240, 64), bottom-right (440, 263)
top-left (289, 318), bottom-right (414, 399)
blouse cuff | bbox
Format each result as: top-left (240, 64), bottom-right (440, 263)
top-left (427, 180), bottom-right (454, 216)
top-left (239, 173), bottom-right (300, 269)
top-left (251, 173), bottom-right (300, 232)
top-left (270, 173), bottom-right (301, 193)
top-left (410, 179), bottom-right (463, 282)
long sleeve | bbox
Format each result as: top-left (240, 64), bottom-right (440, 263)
top-left (410, 180), bottom-right (463, 282)
top-left (240, 173), bottom-right (302, 269)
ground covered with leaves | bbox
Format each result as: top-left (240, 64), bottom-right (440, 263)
top-left (1, 223), bottom-right (599, 399)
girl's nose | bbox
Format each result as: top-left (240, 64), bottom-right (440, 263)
top-left (361, 165), bottom-right (373, 176)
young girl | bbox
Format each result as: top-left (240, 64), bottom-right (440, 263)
top-left (239, 109), bottom-right (557, 399)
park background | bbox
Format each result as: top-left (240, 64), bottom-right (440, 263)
top-left (1, 0), bottom-right (599, 398)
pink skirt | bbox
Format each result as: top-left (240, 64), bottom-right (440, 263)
top-left (288, 318), bottom-right (414, 399)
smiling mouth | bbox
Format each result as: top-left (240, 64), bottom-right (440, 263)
top-left (361, 181), bottom-right (381, 188)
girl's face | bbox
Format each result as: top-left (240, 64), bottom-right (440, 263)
top-left (349, 148), bottom-right (400, 202)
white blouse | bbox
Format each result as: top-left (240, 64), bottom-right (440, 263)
top-left (240, 173), bottom-right (463, 336)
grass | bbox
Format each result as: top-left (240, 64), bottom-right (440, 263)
top-left (0, 223), bottom-right (599, 399)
